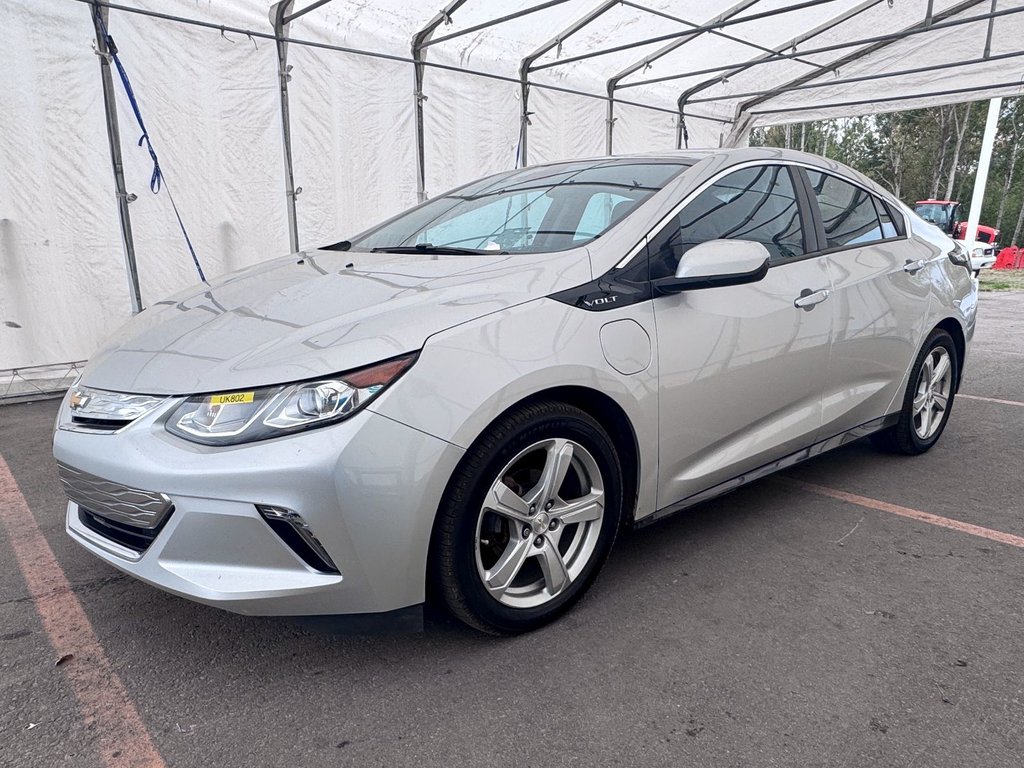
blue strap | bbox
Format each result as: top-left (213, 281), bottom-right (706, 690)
top-left (95, 9), bottom-right (207, 283)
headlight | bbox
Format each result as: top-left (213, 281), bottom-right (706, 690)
top-left (165, 353), bottom-right (417, 445)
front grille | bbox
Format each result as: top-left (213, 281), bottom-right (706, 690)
top-left (58, 463), bottom-right (174, 552)
top-left (66, 388), bottom-right (165, 433)
top-left (58, 463), bottom-right (173, 529)
top-left (70, 415), bottom-right (135, 431)
top-left (78, 506), bottom-right (168, 552)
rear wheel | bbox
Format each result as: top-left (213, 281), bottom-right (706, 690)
top-left (870, 328), bottom-right (958, 455)
top-left (432, 401), bottom-right (623, 634)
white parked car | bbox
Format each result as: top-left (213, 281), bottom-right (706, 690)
top-left (966, 240), bottom-right (998, 272)
top-left (54, 148), bottom-right (978, 634)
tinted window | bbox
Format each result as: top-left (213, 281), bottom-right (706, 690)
top-left (874, 197), bottom-right (898, 238)
top-left (884, 200), bottom-right (906, 236)
top-left (649, 165), bottom-right (805, 278)
top-left (349, 161), bottom-right (689, 254)
top-left (806, 170), bottom-right (884, 248)
top-left (915, 202), bottom-right (952, 230)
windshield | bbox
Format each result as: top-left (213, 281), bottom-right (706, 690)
top-left (915, 203), bottom-right (951, 228)
top-left (348, 160), bottom-right (691, 254)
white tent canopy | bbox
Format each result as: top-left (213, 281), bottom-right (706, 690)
top-left (3, 0), bottom-right (1023, 381)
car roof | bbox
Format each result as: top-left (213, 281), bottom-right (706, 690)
top-left (496, 148), bottom-right (902, 210)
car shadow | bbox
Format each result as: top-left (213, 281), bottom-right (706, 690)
top-left (95, 442), bottom-right (882, 664)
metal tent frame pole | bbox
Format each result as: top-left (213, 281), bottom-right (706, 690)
top-left (724, 0), bottom-right (989, 145)
top-left (530, 0), bottom-right (841, 73)
top-left (672, 0), bottom-right (883, 148)
top-left (89, 0), bottom-right (143, 315)
top-left (78, 0), bottom-right (1021, 262)
top-left (604, 0), bottom-right (760, 154)
top-left (270, 0), bottom-right (301, 254)
top-left (518, 0), bottom-right (620, 168)
top-left (77, 1), bottom-right (729, 142)
top-left (419, 0), bottom-right (573, 51)
top-left (411, 1), bottom-right (467, 203)
top-left (742, 80), bottom-right (1024, 117)
top-left (963, 97), bottom-right (1002, 246)
top-left (684, 50), bottom-right (1024, 106)
top-left (622, 0), bottom-right (1016, 91)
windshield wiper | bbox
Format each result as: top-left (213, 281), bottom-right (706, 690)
top-left (371, 243), bottom-right (507, 255)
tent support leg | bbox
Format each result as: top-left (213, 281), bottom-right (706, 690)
top-left (963, 96), bottom-right (1002, 246)
top-left (271, 1), bottom-right (300, 254)
top-left (519, 77), bottom-right (530, 167)
top-left (411, 2), bottom-right (466, 202)
top-left (605, 84), bottom-right (615, 155)
top-left (518, 1), bottom-right (620, 168)
top-left (89, 1), bottom-right (142, 315)
top-left (412, 59), bottom-right (428, 201)
top-left (675, 97), bottom-right (688, 149)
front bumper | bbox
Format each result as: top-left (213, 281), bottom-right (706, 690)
top-left (970, 253), bottom-right (997, 271)
top-left (54, 402), bottom-right (463, 616)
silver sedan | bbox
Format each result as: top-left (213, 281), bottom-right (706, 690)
top-left (54, 147), bottom-right (978, 634)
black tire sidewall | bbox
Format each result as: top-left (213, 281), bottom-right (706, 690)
top-left (440, 403), bottom-right (623, 634)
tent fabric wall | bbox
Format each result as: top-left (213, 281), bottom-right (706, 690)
top-left (3, 0), bottom-right (1023, 376)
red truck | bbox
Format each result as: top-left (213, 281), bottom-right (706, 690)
top-left (914, 199), bottom-right (998, 270)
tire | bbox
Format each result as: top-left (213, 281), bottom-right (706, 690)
top-left (870, 328), bottom-right (959, 455)
top-left (432, 401), bottom-right (624, 635)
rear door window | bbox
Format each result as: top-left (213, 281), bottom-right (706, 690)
top-left (873, 197), bottom-right (899, 238)
top-left (806, 170), bottom-right (885, 248)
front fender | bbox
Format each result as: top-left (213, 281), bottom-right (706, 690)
top-left (368, 297), bottom-right (661, 520)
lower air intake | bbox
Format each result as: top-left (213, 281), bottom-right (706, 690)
top-left (256, 505), bottom-right (340, 574)
top-left (78, 506), bottom-right (171, 552)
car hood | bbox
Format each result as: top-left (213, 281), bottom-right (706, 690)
top-left (962, 239), bottom-right (993, 252)
top-left (81, 248), bottom-right (592, 395)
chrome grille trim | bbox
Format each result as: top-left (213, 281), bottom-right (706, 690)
top-left (57, 463), bottom-right (173, 530)
top-left (65, 386), bottom-right (167, 433)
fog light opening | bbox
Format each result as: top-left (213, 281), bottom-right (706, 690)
top-left (256, 505), bottom-right (340, 574)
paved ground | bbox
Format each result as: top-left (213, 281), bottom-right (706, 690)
top-left (1, 293), bottom-right (1022, 768)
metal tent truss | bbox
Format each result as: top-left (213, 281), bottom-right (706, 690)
top-left (78, 0), bottom-right (1024, 313)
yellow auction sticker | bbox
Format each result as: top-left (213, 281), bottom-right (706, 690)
top-left (208, 391), bottom-right (254, 406)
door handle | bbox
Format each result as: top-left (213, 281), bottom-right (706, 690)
top-left (794, 288), bottom-right (830, 310)
top-left (903, 258), bottom-right (928, 274)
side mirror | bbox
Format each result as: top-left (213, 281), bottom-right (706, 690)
top-left (653, 240), bottom-right (771, 296)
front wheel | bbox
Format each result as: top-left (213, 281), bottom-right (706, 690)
top-left (432, 402), bottom-right (623, 634)
top-left (870, 328), bottom-right (958, 455)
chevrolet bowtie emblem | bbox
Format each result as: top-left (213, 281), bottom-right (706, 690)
top-left (69, 390), bottom-right (91, 410)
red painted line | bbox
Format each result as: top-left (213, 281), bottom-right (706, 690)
top-left (0, 457), bottom-right (166, 768)
top-left (779, 477), bottom-right (1024, 549)
top-left (958, 393), bottom-right (1024, 408)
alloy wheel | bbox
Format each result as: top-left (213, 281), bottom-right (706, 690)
top-left (474, 438), bottom-right (605, 609)
top-left (912, 346), bottom-right (953, 440)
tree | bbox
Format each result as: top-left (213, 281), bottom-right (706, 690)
top-left (994, 99), bottom-right (1024, 232)
top-left (944, 103), bottom-right (973, 201)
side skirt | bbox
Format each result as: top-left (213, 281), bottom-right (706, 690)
top-left (636, 414), bottom-right (899, 528)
